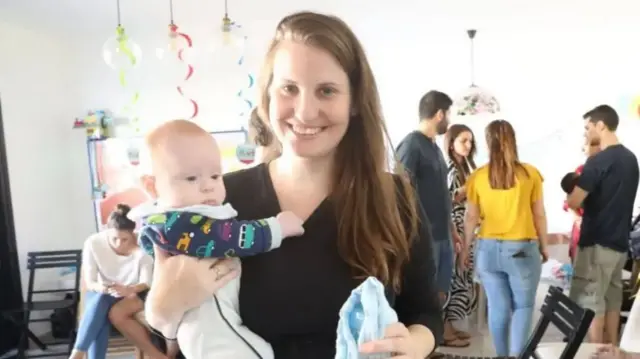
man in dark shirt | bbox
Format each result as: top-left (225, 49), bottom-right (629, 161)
top-left (567, 104), bottom-right (640, 344)
top-left (396, 90), bottom-right (462, 306)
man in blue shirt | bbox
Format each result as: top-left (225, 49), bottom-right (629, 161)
top-left (396, 90), bottom-right (462, 312)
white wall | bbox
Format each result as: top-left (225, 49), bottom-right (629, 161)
top-left (70, 5), bottom-right (640, 231)
top-left (0, 16), bottom-right (97, 334)
top-left (1, 1), bottom-right (640, 333)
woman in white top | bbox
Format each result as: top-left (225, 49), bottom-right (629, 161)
top-left (70, 204), bottom-right (163, 359)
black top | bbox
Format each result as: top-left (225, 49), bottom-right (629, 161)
top-left (224, 163), bottom-right (443, 359)
top-left (396, 131), bottom-right (452, 241)
top-left (578, 144), bottom-right (639, 252)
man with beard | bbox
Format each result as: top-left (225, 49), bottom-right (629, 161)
top-left (566, 105), bottom-right (639, 344)
top-left (396, 90), bottom-right (464, 353)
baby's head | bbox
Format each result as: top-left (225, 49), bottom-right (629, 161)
top-left (561, 172), bottom-right (579, 194)
top-left (140, 120), bottom-right (225, 208)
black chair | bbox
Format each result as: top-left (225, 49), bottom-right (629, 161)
top-left (518, 286), bottom-right (594, 359)
top-left (2, 250), bottom-right (82, 358)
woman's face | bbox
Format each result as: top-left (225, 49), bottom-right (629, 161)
top-left (453, 131), bottom-right (473, 158)
top-left (268, 40), bottom-right (351, 160)
top-left (108, 229), bottom-right (135, 250)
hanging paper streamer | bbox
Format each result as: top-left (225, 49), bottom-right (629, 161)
top-left (103, 25), bottom-right (142, 133)
top-left (167, 24), bottom-right (199, 119)
top-left (236, 55), bottom-right (255, 118)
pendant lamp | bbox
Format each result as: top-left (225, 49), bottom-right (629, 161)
top-left (453, 29), bottom-right (501, 117)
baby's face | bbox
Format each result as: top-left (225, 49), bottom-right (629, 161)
top-left (152, 134), bottom-right (226, 208)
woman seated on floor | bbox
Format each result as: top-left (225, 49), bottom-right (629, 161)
top-left (70, 204), bottom-right (172, 359)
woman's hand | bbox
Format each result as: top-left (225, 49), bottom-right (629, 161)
top-left (107, 284), bottom-right (134, 298)
top-left (359, 322), bottom-right (423, 358)
top-left (458, 246), bottom-right (470, 271)
top-left (454, 188), bottom-right (466, 203)
top-left (539, 245), bottom-right (549, 263)
top-left (154, 246), bottom-right (240, 298)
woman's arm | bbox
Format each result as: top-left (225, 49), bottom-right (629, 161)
top-left (531, 168), bottom-right (549, 250)
top-left (463, 203), bottom-right (480, 247)
top-left (128, 254), bottom-right (153, 293)
top-left (82, 238), bottom-right (106, 293)
top-left (394, 200), bottom-right (443, 354)
top-left (532, 199), bottom-right (549, 249)
top-left (447, 165), bottom-right (466, 203)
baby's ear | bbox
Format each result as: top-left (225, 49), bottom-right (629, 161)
top-left (140, 175), bottom-right (158, 199)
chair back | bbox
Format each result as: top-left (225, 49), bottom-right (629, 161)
top-left (25, 250), bottom-right (82, 305)
top-left (518, 286), bottom-right (594, 359)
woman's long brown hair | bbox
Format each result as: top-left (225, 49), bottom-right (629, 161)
top-left (444, 124), bottom-right (477, 181)
top-left (485, 120), bottom-right (528, 189)
top-left (257, 12), bottom-right (418, 292)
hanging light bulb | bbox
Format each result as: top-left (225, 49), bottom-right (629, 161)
top-left (156, 24), bottom-right (191, 61)
top-left (103, 25), bottom-right (142, 71)
top-left (154, 23), bottom-right (194, 87)
top-left (202, 0), bottom-right (246, 64)
top-left (220, 15), bottom-right (245, 49)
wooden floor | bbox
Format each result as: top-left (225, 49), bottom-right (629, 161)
top-left (107, 336), bottom-right (137, 357)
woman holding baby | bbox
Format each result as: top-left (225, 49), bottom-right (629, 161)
top-left (144, 11), bottom-right (443, 359)
top-left (70, 204), bottom-right (170, 359)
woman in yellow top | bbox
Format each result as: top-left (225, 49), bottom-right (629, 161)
top-left (460, 120), bottom-right (549, 358)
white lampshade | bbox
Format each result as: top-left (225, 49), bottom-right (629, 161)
top-left (453, 85), bottom-right (501, 116)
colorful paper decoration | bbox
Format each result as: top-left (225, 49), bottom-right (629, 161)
top-left (235, 56), bottom-right (255, 118)
top-left (163, 23), bottom-right (198, 119)
top-left (73, 110), bottom-right (113, 138)
top-left (103, 25), bottom-right (142, 133)
top-left (235, 143), bottom-right (255, 164)
top-left (632, 96), bottom-right (640, 119)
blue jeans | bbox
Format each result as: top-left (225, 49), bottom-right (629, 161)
top-left (74, 291), bottom-right (120, 359)
top-left (475, 239), bottom-right (542, 357)
top-left (432, 239), bottom-right (454, 293)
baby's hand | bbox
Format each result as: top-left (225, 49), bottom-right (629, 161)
top-left (276, 211), bottom-right (305, 238)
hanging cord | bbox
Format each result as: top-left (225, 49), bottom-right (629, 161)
top-left (116, 0), bottom-right (122, 26)
top-left (169, 0), bottom-right (175, 25)
top-left (467, 29), bottom-right (476, 86)
top-left (224, 0), bottom-right (229, 17)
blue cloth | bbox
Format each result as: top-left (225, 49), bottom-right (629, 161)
top-left (335, 277), bottom-right (398, 359)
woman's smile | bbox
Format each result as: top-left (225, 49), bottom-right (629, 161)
top-left (287, 122), bottom-right (328, 138)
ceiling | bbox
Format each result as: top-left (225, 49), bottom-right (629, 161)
top-left (4, 0), bottom-right (640, 37)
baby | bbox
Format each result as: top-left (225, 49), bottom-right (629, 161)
top-left (129, 119), bottom-right (304, 359)
top-left (560, 171), bottom-right (580, 194)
